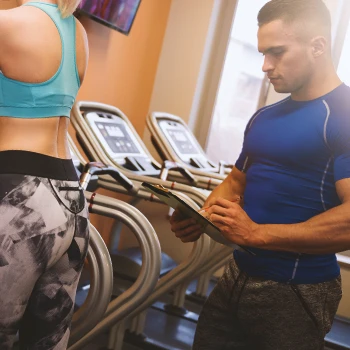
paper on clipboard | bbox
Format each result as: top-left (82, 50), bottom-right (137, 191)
top-left (141, 182), bottom-right (241, 249)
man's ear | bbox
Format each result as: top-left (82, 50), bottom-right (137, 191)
top-left (311, 36), bottom-right (327, 57)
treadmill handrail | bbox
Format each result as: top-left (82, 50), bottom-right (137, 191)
top-left (98, 176), bottom-right (229, 284)
top-left (160, 160), bottom-right (197, 185)
top-left (68, 192), bottom-right (166, 349)
top-left (80, 161), bottom-right (134, 192)
top-left (95, 178), bottom-right (228, 291)
top-left (69, 190), bottom-right (211, 349)
top-left (99, 173), bottom-right (208, 208)
top-left (97, 178), bottom-right (234, 293)
top-left (218, 160), bottom-right (234, 175)
top-left (70, 223), bottom-right (113, 344)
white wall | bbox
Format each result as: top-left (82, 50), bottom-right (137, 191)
top-left (147, 0), bottom-right (215, 122)
top-left (143, 0), bottom-right (215, 160)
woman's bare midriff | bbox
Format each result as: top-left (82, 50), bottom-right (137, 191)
top-left (0, 116), bottom-right (71, 159)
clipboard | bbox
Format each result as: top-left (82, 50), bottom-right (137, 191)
top-left (142, 182), bottom-right (245, 250)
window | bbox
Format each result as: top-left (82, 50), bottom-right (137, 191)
top-left (337, 24), bottom-right (350, 85)
top-left (205, 0), bottom-right (268, 165)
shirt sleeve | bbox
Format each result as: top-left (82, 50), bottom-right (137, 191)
top-left (235, 109), bottom-right (261, 173)
top-left (326, 108), bottom-right (350, 182)
top-left (235, 146), bottom-right (249, 173)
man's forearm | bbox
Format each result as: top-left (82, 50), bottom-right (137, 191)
top-left (253, 203), bottom-right (350, 254)
top-left (203, 170), bottom-right (245, 207)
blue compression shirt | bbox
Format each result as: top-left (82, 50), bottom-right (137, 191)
top-left (234, 83), bottom-right (350, 284)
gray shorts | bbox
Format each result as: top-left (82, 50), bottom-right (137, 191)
top-left (193, 257), bottom-right (342, 350)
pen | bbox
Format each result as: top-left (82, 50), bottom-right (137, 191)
top-left (198, 196), bottom-right (242, 215)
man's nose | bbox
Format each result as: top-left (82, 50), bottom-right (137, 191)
top-left (262, 56), bottom-right (274, 73)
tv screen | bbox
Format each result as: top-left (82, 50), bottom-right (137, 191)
top-left (78, 0), bottom-right (142, 35)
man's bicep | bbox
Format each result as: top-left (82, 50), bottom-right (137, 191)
top-left (228, 166), bottom-right (247, 193)
top-left (335, 178), bottom-right (350, 203)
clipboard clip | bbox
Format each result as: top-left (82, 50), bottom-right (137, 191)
top-left (153, 184), bottom-right (170, 192)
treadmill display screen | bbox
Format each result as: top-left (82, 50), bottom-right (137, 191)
top-left (95, 122), bottom-right (140, 154)
top-left (168, 129), bottom-right (199, 155)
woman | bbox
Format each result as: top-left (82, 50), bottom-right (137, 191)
top-left (0, 0), bottom-right (89, 348)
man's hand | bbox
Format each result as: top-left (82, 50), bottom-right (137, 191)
top-left (169, 208), bottom-right (204, 243)
top-left (206, 197), bottom-right (259, 246)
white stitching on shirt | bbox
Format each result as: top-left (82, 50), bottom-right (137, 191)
top-left (321, 100), bottom-right (332, 211)
top-left (242, 157), bottom-right (249, 172)
top-left (291, 254), bottom-right (301, 281)
top-left (322, 100), bottom-right (331, 150)
top-left (248, 97), bottom-right (290, 129)
top-left (321, 157), bottom-right (332, 211)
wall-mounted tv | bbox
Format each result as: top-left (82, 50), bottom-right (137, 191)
top-left (78, 0), bottom-right (142, 35)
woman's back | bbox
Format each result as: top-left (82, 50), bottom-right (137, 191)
top-left (0, 3), bottom-right (91, 350)
top-left (0, 1), bottom-right (88, 158)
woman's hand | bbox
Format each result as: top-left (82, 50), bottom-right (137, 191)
top-left (169, 208), bottom-right (204, 243)
top-left (205, 197), bottom-right (259, 246)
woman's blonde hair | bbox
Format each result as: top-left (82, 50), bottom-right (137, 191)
top-left (57, 0), bottom-right (81, 18)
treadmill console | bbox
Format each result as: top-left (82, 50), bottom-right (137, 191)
top-left (158, 120), bottom-right (216, 170)
top-left (95, 122), bottom-right (140, 155)
top-left (85, 112), bottom-right (159, 176)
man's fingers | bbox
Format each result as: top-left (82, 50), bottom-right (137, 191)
top-left (207, 205), bottom-right (230, 217)
top-left (210, 213), bottom-right (231, 226)
top-left (170, 208), bottom-right (192, 226)
top-left (169, 208), bottom-right (187, 223)
top-left (174, 224), bottom-right (202, 238)
top-left (180, 230), bottom-right (203, 243)
top-left (208, 197), bottom-right (242, 209)
top-left (171, 217), bottom-right (197, 231)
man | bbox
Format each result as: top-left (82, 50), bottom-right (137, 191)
top-left (170, 1), bottom-right (349, 349)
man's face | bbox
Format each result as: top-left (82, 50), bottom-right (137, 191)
top-left (258, 19), bottom-right (315, 94)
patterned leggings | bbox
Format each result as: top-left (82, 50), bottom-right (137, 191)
top-left (0, 151), bottom-right (89, 350)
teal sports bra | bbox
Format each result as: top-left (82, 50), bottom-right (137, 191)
top-left (0, 2), bottom-right (80, 118)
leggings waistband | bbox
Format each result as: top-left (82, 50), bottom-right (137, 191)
top-left (0, 150), bottom-right (78, 181)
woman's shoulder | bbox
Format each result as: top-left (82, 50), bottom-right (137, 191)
top-left (75, 17), bottom-right (89, 48)
top-left (0, 7), bottom-right (38, 41)
top-left (0, 5), bottom-right (31, 22)
top-left (0, 9), bottom-right (18, 58)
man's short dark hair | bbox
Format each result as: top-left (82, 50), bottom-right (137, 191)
top-left (257, 0), bottom-right (331, 39)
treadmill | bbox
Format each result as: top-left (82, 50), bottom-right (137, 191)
top-left (147, 111), bottom-right (233, 180)
top-left (69, 104), bottom-right (233, 349)
top-left (68, 139), bottom-right (214, 350)
top-left (70, 101), bottom-right (233, 296)
top-left (68, 141), bottom-right (169, 350)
